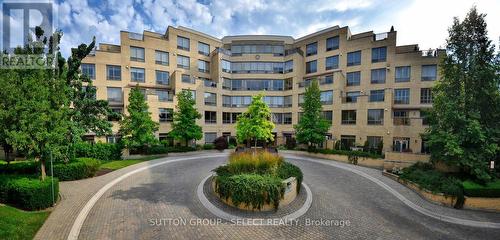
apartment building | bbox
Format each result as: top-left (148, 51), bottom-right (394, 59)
top-left (81, 25), bottom-right (444, 154)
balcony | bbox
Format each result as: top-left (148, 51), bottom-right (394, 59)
top-left (373, 32), bottom-right (388, 41)
top-left (204, 80), bottom-right (217, 88)
top-left (393, 117), bottom-right (410, 126)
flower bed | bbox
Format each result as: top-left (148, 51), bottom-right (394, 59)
top-left (213, 151), bottom-right (303, 211)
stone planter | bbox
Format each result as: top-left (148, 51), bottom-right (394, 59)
top-left (212, 176), bottom-right (298, 211)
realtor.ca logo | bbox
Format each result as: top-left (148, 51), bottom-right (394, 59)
top-left (1, 0), bottom-right (56, 69)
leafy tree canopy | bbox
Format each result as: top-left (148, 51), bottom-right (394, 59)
top-left (169, 90), bottom-right (202, 146)
top-left (236, 94), bottom-right (275, 146)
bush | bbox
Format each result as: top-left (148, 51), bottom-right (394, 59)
top-left (400, 162), bottom-right (464, 208)
top-left (74, 142), bottom-right (122, 161)
top-left (49, 158), bottom-right (101, 181)
top-left (203, 144), bottom-right (215, 150)
top-left (214, 136), bottom-right (228, 151)
top-left (227, 136), bottom-right (237, 147)
top-left (166, 146), bottom-right (196, 153)
top-left (307, 148), bottom-right (383, 159)
top-left (276, 162), bottom-right (303, 192)
top-left (215, 174), bottom-right (284, 210)
top-left (145, 145), bottom-right (168, 155)
top-left (227, 152), bottom-right (283, 175)
top-left (0, 175), bottom-right (59, 210)
top-left (463, 180), bottom-right (500, 197)
top-left (0, 161), bottom-right (38, 175)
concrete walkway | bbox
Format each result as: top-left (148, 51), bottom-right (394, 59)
top-left (35, 151), bottom-right (500, 240)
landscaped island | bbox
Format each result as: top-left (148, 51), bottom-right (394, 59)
top-left (212, 151), bottom-right (303, 211)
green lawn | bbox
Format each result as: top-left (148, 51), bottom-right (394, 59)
top-left (0, 205), bottom-right (50, 240)
top-left (99, 156), bottom-right (161, 171)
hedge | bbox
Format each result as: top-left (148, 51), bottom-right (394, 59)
top-left (167, 146), bottom-right (196, 153)
top-left (49, 158), bottom-right (101, 181)
top-left (276, 162), bottom-right (303, 193)
top-left (306, 148), bottom-right (383, 159)
top-left (463, 180), bottom-right (500, 198)
top-left (0, 161), bottom-right (38, 175)
top-left (0, 175), bottom-right (59, 210)
top-left (74, 142), bottom-right (122, 161)
top-left (145, 145), bottom-right (168, 155)
top-left (215, 174), bottom-right (285, 210)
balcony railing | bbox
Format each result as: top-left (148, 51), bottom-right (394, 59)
top-left (393, 117), bottom-right (410, 126)
top-left (374, 32), bottom-right (388, 41)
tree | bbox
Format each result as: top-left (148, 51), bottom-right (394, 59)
top-left (425, 7), bottom-right (500, 183)
top-left (294, 79), bottom-right (330, 148)
top-left (119, 87), bottom-right (159, 151)
top-left (169, 90), bottom-right (202, 146)
top-left (236, 94), bottom-right (275, 148)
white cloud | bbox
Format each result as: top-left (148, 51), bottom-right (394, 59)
top-left (315, 0), bottom-right (373, 12)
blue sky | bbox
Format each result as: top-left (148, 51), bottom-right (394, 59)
top-left (10, 0), bottom-right (500, 57)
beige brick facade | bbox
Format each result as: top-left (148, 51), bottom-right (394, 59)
top-left (82, 25), bottom-right (443, 154)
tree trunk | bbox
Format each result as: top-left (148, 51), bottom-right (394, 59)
top-left (39, 158), bottom-right (46, 180)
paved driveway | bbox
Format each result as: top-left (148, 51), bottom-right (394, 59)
top-left (36, 152), bottom-right (500, 240)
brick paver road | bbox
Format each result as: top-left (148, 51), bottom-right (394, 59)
top-left (36, 151), bottom-right (500, 240)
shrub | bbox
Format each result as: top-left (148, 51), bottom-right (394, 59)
top-left (145, 145), bottom-right (168, 155)
top-left (203, 144), bottom-right (215, 150)
top-left (0, 176), bottom-right (59, 210)
top-left (227, 136), bottom-right (237, 147)
top-left (306, 148), bottom-right (383, 159)
top-left (0, 161), bottom-right (38, 175)
top-left (49, 158), bottom-right (101, 181)
top-left (276, 162), bottom-right (303, 193)
top-left (74, 142), bottom-right (122, 161)
top-left (214, 136), bottom-right (228, 151)
top-left (215, 174), bottom-right (284, 210)
top-left (166, 146), bottom-right (196, 153)
top-left (463, 180), bottom-right (500, 197)
top-left (227, 151), bottom-right (283, 175)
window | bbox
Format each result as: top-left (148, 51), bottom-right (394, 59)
top-left (106, 65), bottom-right (121, 81)
top-left (340, 135), bottom-right (356, 150)
top-left (198, 42), bottom-right (210, 56)
top-left (346, 71), bottom-right (361, 86)
top-left (156, 90), bottom-right (173, 102)
top-left (367, 109), bottom-right (384, 125)
top-left (324, 75), bottom-right (334, 84)
top-left (395, 66), bottom-right (411, 82)
top-left (345, 91), bottom-right (360, 103)
top-left (393, 137), bottom-right (410, 152)
top-left (230, 62), bottom-right (284, 74)
top-left (420, 110), bottom-right (429, 125)
top-left (306, 42), bottom-right (317, 56)
top-left (203, 78), bottom-right (216, 88)
top-left (325, 55), bottom-right (339, 70)
top-left (156, 70), bottom-right (169, 85)
top-left (205, 111), bottom-right (217, 124)
top-left (107, 87), bottom-right (122, 103)
top-left (106, 135), bottom-right (120, 144)
top-left (182, 74), bottom-right (194, 84)
top-left (298, 94), bottom-right (304, 106)
top-left (159, 108), bottom-right (173, 122)
top-left (372, 47), bottom-right (387, 63)
top-left (421, 65), bottom-right (437, 81)
top-left (81, 64), bottom-right (95, 79)
top-left (177, 36), bottom-right (190, 51)
top-left (231, 44), bottom-right (284, 55)
top-left (108, 107), bottom-right (122, 121)
top-left (222, 60), bottom-right (231, 73)
top-left (371, 68), bottom-right (386, 84)
top-left (263, 96), bottom-right (288, 108)
top-left (341, 110), bottom-right (356, 124)
top-left (420, 88), bottom-right (433, 104)
top-left (305, 60), bottom-right (317, 74)
top-left (393, 110), bottom-right (410, 125)
top-left (198, 60), bottom-right (210, 73)
top-left (130, 67), bottom-right (145, 82)
top-left (347, 50), bottom-right (361, 66)
top-left (367, 136), bottom-right (382, 150)
top-left (321, 111), bottom-right (333, 124)
top-left (320, 91), bottom-right (333, 105)
top-left (326, 36), bottom-right (339, 51)
top-left (369, 90), bottom-right (385, 102)
top-left (155, 51), bottom-right (169, 65)
top-left (130, 46), bottom-right (145, 62)
top-left (421, 139), bottom-right (430, 154)
top-left (223, 112), bottom-right (241, 124)
top-left (204, 92), bottom-right (216, 106)
top-left (177, 55), bottom-right (190, 69)
top-left (204, 132), bottom-right (217, 144)
top-left (272, 113), bottom-right (283, 124)
top-left (394, 88), bottom-right (410, 104)
top-left (284, 95), bottom-right (292, 107)
top-left (223, 96), bottom-right (252, 107)
top-left (283, 113), bottom-right (292, 124)
top-left (284, 60), bottom-right (293, 73)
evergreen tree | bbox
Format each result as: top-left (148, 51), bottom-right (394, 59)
top-left (119, 87), bottom-right (159, 151)
top-left (294, 79), bottom-right (330, 148)
top-left (236, 94), bottom-right (275, 148)
top-left (169, 90), bottom-right (202, 146)
top-left (425, 7), bottom-right (500, 182)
